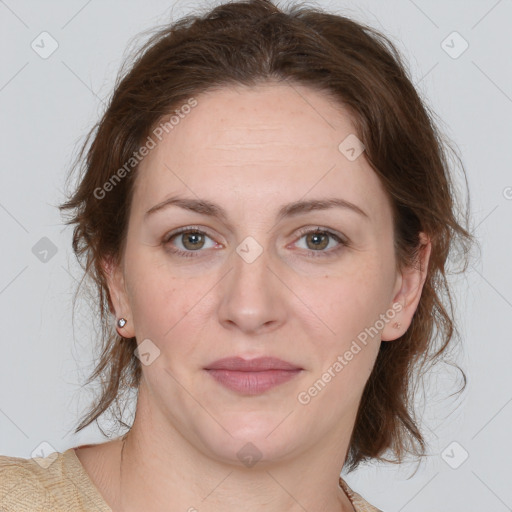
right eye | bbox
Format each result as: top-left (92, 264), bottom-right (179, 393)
top-left (163, 226), bottom-right (220, 257)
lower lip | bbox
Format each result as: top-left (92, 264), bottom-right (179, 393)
top-left (205, 369), bottom-right (302, 395)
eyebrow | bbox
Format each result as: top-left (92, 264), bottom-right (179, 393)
top-left (144, 195), bottom-right (370, 223)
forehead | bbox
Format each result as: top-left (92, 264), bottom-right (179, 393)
top-left (133, 82), bottom-right (391, 222)
top-left (162, 82), bottom-right (356, 159)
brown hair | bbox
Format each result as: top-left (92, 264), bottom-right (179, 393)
top-left (59, 0), bottom-right (476, 472)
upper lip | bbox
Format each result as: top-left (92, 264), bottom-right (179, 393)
top-left (204, 356), bottom-right (302, 371)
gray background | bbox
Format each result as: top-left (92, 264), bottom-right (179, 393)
top-left (1, 0), bottom-right (511, 510)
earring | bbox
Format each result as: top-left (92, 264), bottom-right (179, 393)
top-left (392, 322), bottom-right (401, 329)
top-left (117, 318), bottom-right (127, 328)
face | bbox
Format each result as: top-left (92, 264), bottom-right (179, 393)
top-left (106, 82), bottom-right (430, 466)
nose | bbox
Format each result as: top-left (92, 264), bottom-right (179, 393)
top-left (216, 240), bottom-right (287, 335)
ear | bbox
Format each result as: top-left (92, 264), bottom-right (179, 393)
top-left (381, 232), bottom-right (432, 342)
top-left (101, 255), bottom-right (136, 338)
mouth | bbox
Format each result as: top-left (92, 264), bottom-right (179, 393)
top-left (204, 356), bottom-right (303, 395)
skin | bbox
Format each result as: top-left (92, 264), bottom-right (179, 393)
top-left (74, 81), bottom-right (431, 512)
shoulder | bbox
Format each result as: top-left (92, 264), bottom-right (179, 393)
top-left (0, 451), bottom-right (59, 510)
top-left (339, 476), bottom-right (385, 512)
top-left (0, 448), bottom-right (112, 512)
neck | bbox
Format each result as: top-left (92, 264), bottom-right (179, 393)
top-left (111, 383), bottom-right (356, 512)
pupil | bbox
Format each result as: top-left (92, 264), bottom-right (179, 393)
top-left (184, 232), bottom-right (203, 249)
top-left (308, 232), bottom-right (327, 250)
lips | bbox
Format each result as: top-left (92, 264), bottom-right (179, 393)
top-left (204, 357), bottom-right (303, 395)
top-left (204, 356), bottom-right (302, 371)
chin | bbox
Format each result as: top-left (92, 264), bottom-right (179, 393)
top-left (196, 414), bottom-right (304, 467)
top-left (208, 437), bottom-right (300, 468)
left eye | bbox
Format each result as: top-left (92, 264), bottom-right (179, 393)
top-left (293, 227), bottom-right (346, 256)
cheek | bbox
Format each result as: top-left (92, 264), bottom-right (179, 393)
top-left (125, 253), bottom-right (217, 364)
top-left (124, 250), bottom-right (186, 337)
top-left (297, 272), bottom-right (386, 408)
top-left (299, 261), bottom-right (392, 343)
top-left (131, 278), bottom-right (188, 338)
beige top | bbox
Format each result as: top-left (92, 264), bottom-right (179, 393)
top-left (0, 448), bottom-right (382, 511)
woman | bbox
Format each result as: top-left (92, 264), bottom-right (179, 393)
top-left (0, 1), bottom-right (474, 511)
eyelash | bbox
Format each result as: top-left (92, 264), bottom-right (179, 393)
top-left (163, 225), bottom-right (348, 259)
